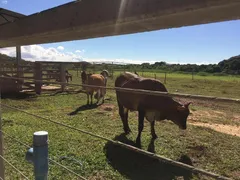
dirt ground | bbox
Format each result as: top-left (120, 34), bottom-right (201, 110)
top-left (99, 102), bottom-right (240, 137)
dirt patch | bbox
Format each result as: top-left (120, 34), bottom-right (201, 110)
top-left (189, 110), bottom-right (227, 121)
top-left (189, 122), bottom-right (240, 137)
top-left (187, 145), bottom-right (207, 158)
top-left (42, 85), bottom-right (61, 90)
top-left (189, 109), bottom-right (240, 123)
top-left (99, 104), bottom-right (115, 112)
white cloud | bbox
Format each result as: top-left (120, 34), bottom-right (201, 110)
top-left (1, 0), bottom-right (7, 4)
top-left (0, 45), bottom-right (212, 65)
top-left (57, 46), bottom-right (64, 51)
top-left (0, 45), bottom-right (83, 62)
top-left (75, 49), bottom-right (85, 53)
top-left (83, 58), bottom-right (158, 65)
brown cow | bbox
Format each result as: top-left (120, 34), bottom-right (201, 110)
top-left (85, 73), bottom-right (106, 105)
top-left (115, 72), bottom-right (191, 144)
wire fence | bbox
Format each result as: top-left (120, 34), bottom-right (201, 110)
top-left (1, 76), bottom-right (240, 104)
top-left (0, 103), bottom-right (232, 180)
top-left (1, 129), bottom-right (87, 180)
top-left (0, 75), bottom-right (237, 179)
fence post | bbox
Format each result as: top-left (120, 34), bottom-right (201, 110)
top-left (164, 72), bottom-right (167, 84)
top-left (26, 131), bottom-right (49, 180)
top-left (60, 64), bottom-right (66, 92)
top-left (0, 92), bottom-right (5, 180)
top-left (154, 74), bottom-right (156, 79)
top-left (192, 71), bottom-right (194, 80)
top-left (34, 62), bottom-right (42, 95)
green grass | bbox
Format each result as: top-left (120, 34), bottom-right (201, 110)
top-left (1, 70), bottom-right (240, 180)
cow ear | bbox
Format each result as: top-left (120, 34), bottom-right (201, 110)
top-left (184, 102), bottom-right (191, 108)
top-left (177, 106), bottom-right (186, 111)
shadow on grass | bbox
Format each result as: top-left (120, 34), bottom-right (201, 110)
top-left (49, 89), bottom-right (86, 96)
top-left (68, 103), bottom-right (100, 116)
top-left (104, 133), bottom-right (194, 180)
top-left (0, 92), bottom-right (37, 100)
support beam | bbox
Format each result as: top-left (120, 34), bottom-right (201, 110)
top-left (0, 0), bottom-right (240, 47)
top-left (16, 46), bottom-right (22, 91)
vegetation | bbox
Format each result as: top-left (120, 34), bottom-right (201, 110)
top-left (1, 70), bottom-right (240, 180)
top-left (81, 54), bottom-right (240, 77)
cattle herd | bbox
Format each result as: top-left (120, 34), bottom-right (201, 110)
top-left (81, 70), bottom-right (191, 145)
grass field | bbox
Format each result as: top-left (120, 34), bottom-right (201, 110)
top-left (1, 70), bottom-right (240, 180)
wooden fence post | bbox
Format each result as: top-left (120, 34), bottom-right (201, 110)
top-left (34, 62), bottom-right (42, 95)
top-left (16, 46), bottom-right (22, 92)
top-left (60, 64), bottom-right (66, 92)
top-left (164, 72), bottom-right (167, 84)
top-left (26, 131), bottom-right (49, 180)
top-left (77, 67), bottom-right (79, 77)
top-left (0, 92), bottom-right (5, 180)
top-left (154, 74), bottom-right (156, 79)
top-left (192, 71), bottom-right (194, 80)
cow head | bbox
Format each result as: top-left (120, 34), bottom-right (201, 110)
top-left (168, 102), bottom-right (191, 130)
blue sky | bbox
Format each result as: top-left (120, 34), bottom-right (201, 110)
top-left (1, 0), bottom-right (240, 64)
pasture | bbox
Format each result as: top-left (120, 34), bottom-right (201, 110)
top-left (1, 70), bottom-right (240, 180)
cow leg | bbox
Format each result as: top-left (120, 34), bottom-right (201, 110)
top-left (136, 110), bottom-right (145, 146)
top-left (90, 92), bottom-right (93, 105)
top-left (101, 88), bottom-right (105, 104)
top-left (87, 93), bottom-right (89, 105)
top-left (117, 99), bottom-right (131, 134)
top-left (150, 121), bottom-right (158, 139)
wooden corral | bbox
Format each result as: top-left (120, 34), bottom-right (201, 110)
top-left (0, 61), bottom-right (89, 94)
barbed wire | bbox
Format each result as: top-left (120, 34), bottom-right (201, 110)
top-left (0, 103), bottom-right (232, 180)
top-left (0, 76), bottom-right (239, 104)
top-left (0, 155), bottom-right (29, 180)
top-left (0, 130), bottom-right (87, 180)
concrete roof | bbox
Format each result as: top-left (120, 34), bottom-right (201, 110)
top-left (0, 8), bottom-right (25, 26)
top-left (0, 0), bottom-right (240, 47)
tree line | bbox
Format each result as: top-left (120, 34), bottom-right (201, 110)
top-left (86, 55), bottom-right (240, 76)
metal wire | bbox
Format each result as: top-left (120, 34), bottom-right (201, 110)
top-left (0, 155), bottom-right (29, 179)
top-left (1, 130), bottom-right (30, 148)
top-left (1, 104), bottom-right (232, 180)
top-left (49, 158), bottom-right (87, 180)
top-left (0, 76), bottom-right (239, 104)
top-left (1, 130), bottom-right (87, 180)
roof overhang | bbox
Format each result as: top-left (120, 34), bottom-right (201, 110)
top-left (0, 0), bottom-right (240, 48)
top-left (0, 8), bottom-right (25, 26)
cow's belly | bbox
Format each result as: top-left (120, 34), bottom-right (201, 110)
top-left (145, 111), bottom-right (163, 122)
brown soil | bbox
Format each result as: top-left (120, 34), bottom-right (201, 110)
top-left (99, 104), bottom-right (115, 112)
top-left (189, 122), bottom-right (240, 137)
top-left (188, 109), bottom-right (240, 137)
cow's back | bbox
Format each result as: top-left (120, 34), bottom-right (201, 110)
top-left (115, 72), bottom-right (139, 88)
top-left (118, 78), bottom-right (171, 111)
top-left (86, 74), bottom-right (105, 91)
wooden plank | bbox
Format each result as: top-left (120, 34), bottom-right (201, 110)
top-left (0, 0), bottom-right (240, 47)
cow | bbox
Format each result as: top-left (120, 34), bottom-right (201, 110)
top-left (85, 70), bottom-right (108, 106)
top-left (81, 70), bottom-right (88, 85)
top-left (115, 72), bottom-right (191, 145)
top-left (65, 70), bottom-right (72, 83)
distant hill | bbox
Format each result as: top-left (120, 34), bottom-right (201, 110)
top-left (0, 53), bottom-right (31, 64)
top-left (218, 55), bottom-right (240, 74)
